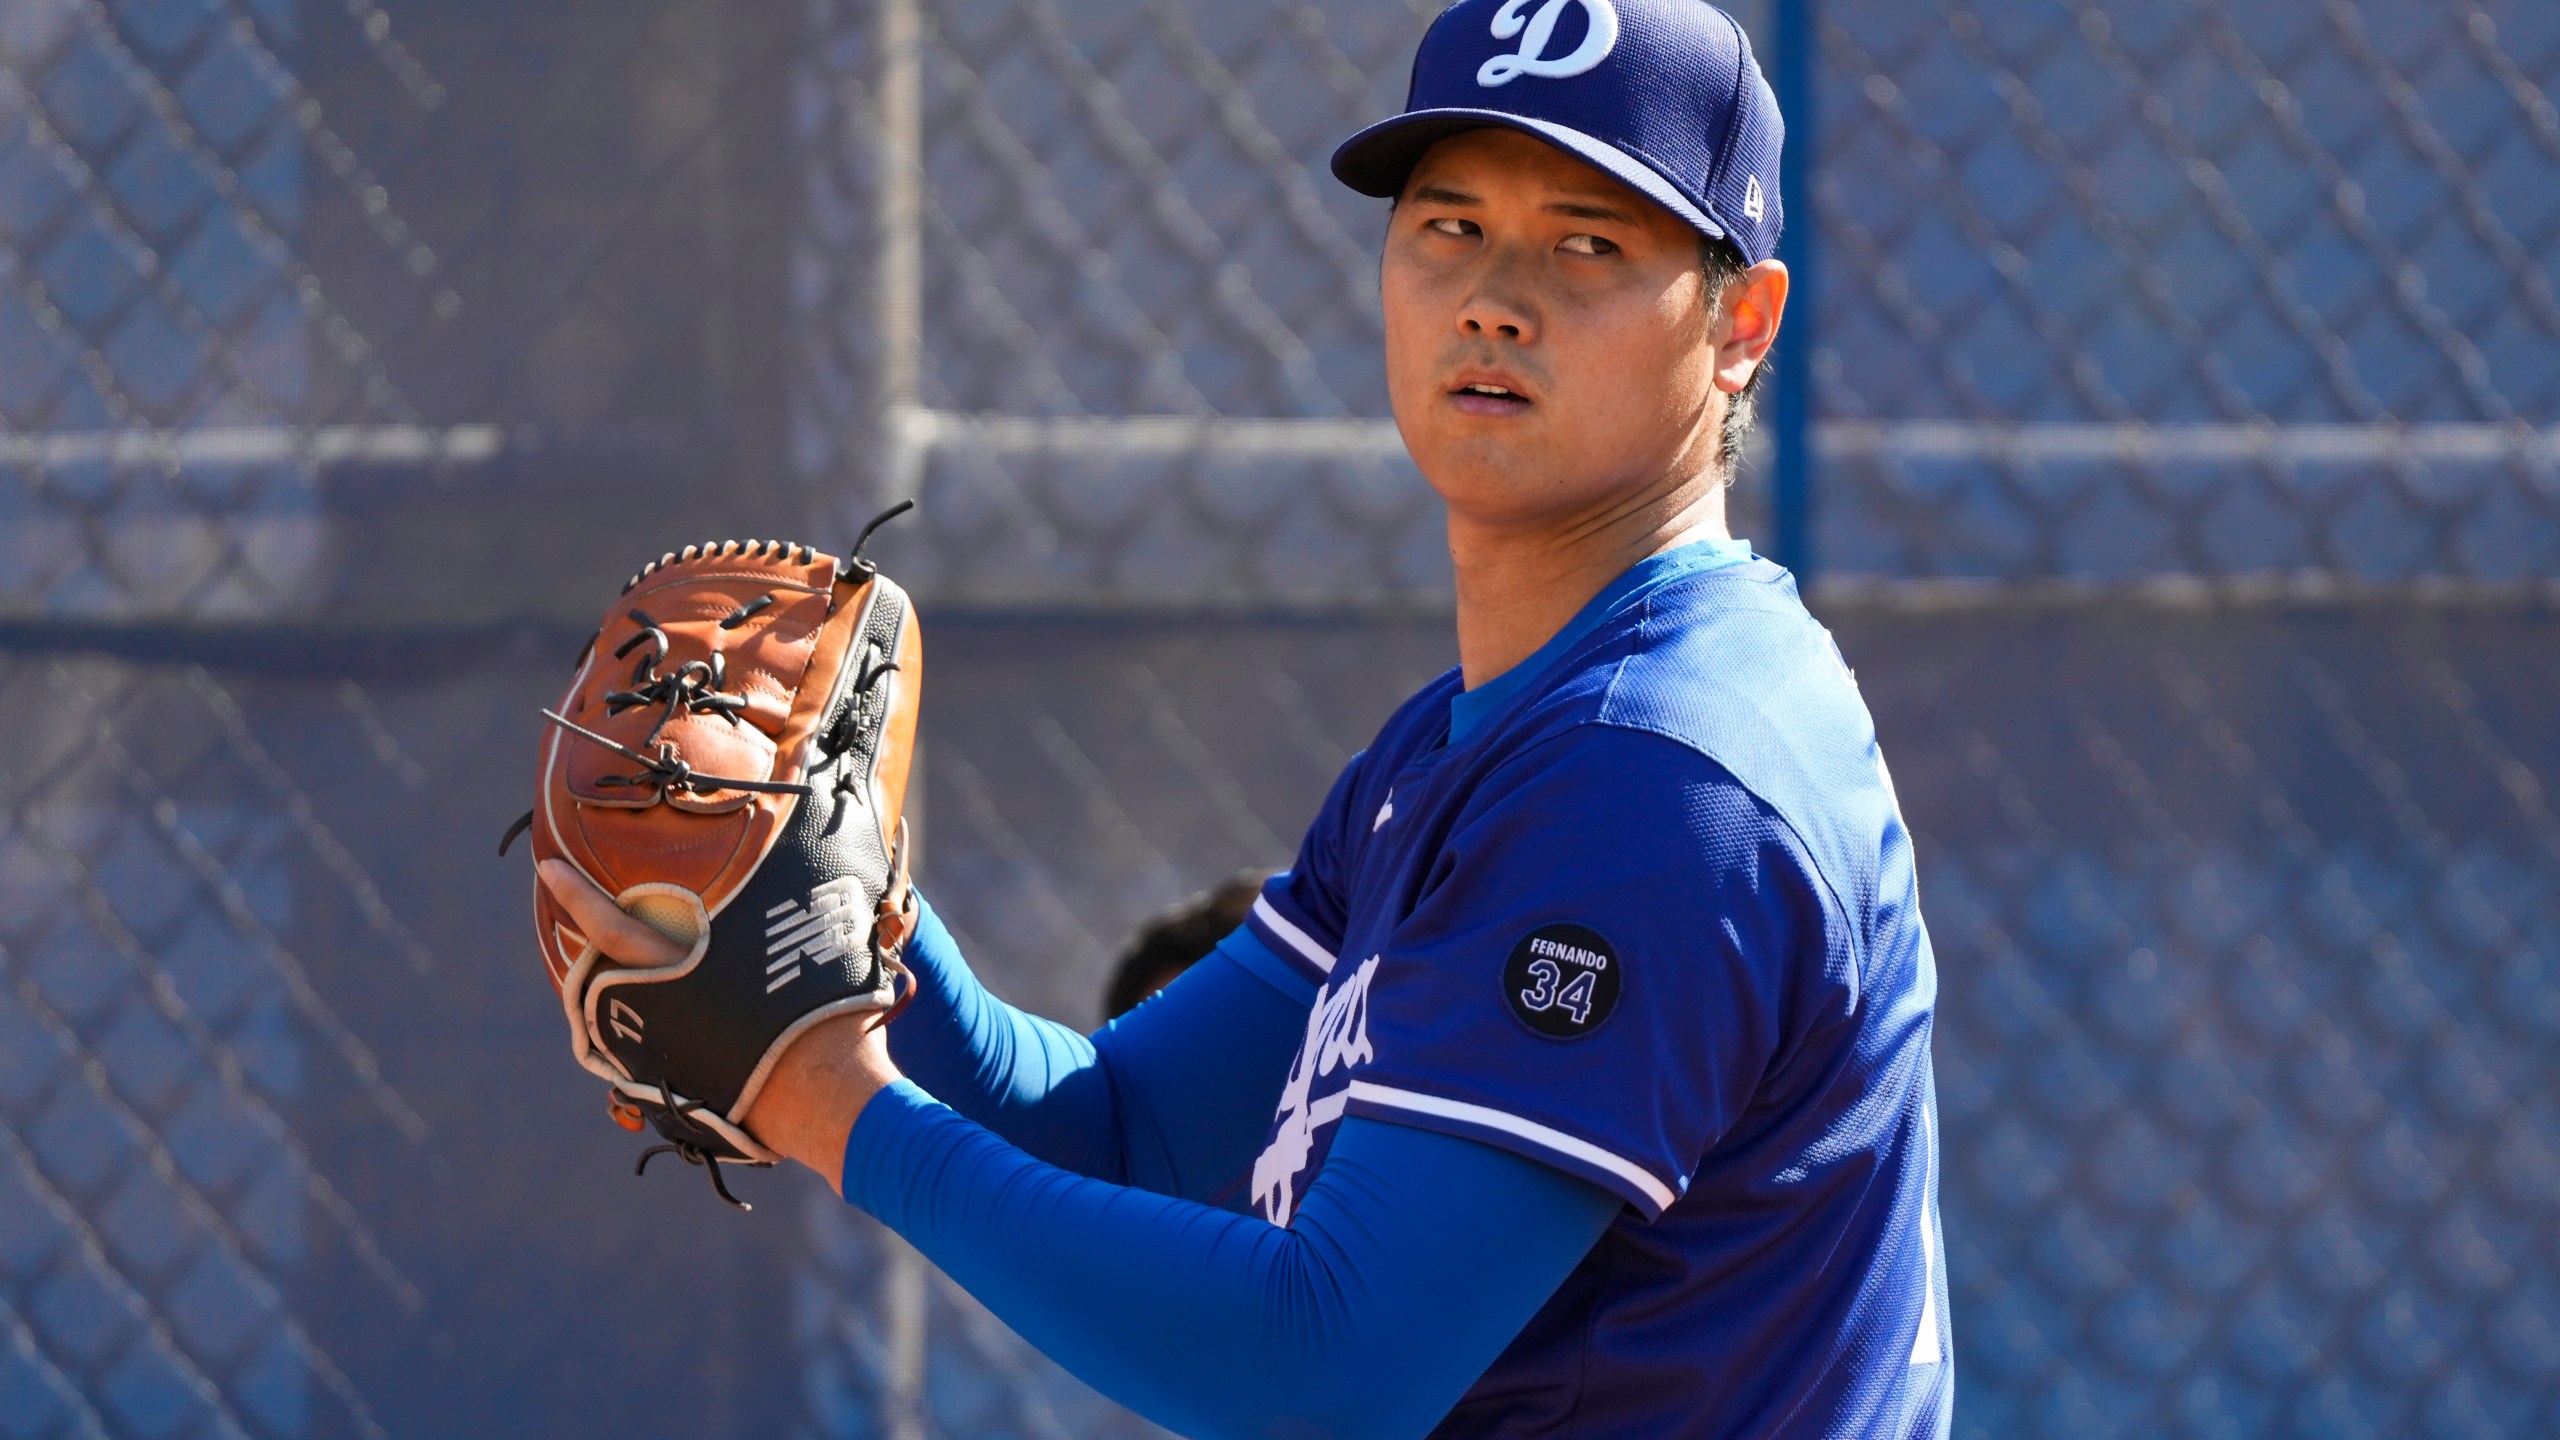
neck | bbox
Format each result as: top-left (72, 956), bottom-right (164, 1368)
top-left (1449, 474), bottom-right (1730, 689)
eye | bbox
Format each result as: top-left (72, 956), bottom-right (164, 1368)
top-left (1559, 233), bottom-right (1620, 256)
top-left (1425, 216), bottom-right (1479, 238)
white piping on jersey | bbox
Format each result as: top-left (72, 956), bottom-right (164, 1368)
top-left (1910, 1105), bottom-right (1944, 1365)
top-left (1252, 895), bottom-right (1338, 976)
top-left (1345, 1081), bottom-right (1679, 1214)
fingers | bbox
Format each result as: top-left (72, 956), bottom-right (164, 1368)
top-left (537, 858), bottom-right (690, 968)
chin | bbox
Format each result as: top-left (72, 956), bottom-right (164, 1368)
top-left (1414, 445), bottom-right (1566, 521)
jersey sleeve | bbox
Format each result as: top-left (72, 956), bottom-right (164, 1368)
top-left (1245, 746), bottom-right (1378, 986)
top-left (1343, 725), bottom-right (1844, 1219)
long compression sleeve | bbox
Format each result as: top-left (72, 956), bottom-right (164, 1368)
top-left (844, 1094), bottom-right (1623, 1440)
top-left (886, 895), bottom-right (1315, 1199)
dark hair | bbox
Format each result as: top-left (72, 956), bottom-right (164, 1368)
top-left (1698, 234), bottom-right (1768, 485)
top-left (1103, 872), bottom-right (1269, 1020)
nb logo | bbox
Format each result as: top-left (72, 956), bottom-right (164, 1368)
top-left (1477, 0), bottom-right (1619, 87)
top-left (763, 878), bottom-right (865, 994)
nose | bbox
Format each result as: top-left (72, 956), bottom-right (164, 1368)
top-left (1456, 251), bottom-right (1538, 345)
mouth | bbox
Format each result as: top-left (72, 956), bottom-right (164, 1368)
top-left (1448, 377), bottom-right (1534, 417)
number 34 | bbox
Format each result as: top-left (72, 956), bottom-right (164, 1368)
top-left (1519, 960), bottom-right (1595, 1025)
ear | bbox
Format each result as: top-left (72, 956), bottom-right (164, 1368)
top-left (1712, 260), bottom-right (1789, 396)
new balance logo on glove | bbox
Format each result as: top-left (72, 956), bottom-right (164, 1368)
top-left (764, 878), bottom-right (867, 993)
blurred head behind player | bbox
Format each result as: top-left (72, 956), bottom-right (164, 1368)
top-left (1332, 0), bottom-right (1789, 681)
top-left (1102, 872), bottom-right (1269, 1021)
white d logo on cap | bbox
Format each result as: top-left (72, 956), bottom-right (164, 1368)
top-left (1477, 0), bottom-right (1619, 87)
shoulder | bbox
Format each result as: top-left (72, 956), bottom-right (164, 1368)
top-left (1491, 563), bottom-right (1897, 949)
top-left (1457, 722), bottom-right (1831, 908)
top-left (1617, 569), bottom-right (1890, 867)
top-left (1599, 561), bottom-right (1872, 764)
top-left (1495, 562), bottom-right (1880, 810)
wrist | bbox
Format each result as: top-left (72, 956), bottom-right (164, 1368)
top-left (743, 1009), bottom-right (900, 1194)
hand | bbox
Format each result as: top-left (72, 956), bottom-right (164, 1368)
top-left (738, 1008), bottom-right (898, 1195)
top-left (536, 857), bottom-right (689, 967)
top-left (536, 860), bottom-right (903, 1192)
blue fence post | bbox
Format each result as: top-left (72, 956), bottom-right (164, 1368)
top-left (1771, 0), bottom-right (1816, 586)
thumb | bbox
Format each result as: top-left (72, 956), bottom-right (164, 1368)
top-left (537, 859), bottom-right (692, 968)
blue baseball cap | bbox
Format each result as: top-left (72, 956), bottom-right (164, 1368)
top-left (1331, 0), bottom-right (1785, 265)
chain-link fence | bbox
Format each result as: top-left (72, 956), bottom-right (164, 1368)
top-left (1812, 1), bottom-right (2560, 582)
top-left (1868, 603), bottom-right (2560, 1439)
top-left (4, 2), bottom-right (2558, 1438)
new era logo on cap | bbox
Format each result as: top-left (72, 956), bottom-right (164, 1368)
top-left (1333, 0), bottom-right (1785, 266)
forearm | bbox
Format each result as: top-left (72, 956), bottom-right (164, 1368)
top-left (844, 1100), bottom-right (1617, 1440)
top-left (886, 897), bottom-right (1120, 1175)
top-left (1089, 925), bottom-right (1314, 1202)
top-left (893, 896), bottom-right (1316, 1199)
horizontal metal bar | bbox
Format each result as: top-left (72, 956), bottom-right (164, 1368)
top-left (1810, 573), bottom-right (2560, 613)
top-left (0, 424), bottom-right (509, 467)
top-left (901, 409), bottom-right (1407, 460)
top-left (905, 412), bottom-right (2560, 467)
top-left (1814, 420), bottom-right (2560, 465)
top-left (919, 575), bottom-right (2560, 617)
top-left (0, 615), bottom-right (586, 675)
top-left (11, 418), bottom-right (2547, 471)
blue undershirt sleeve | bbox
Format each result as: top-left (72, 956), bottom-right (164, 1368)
top-left (883, 896), bottom-right (1116, 1175)
top-left (844, 1097), bottom-right (1622, 1440)
top-left (1090, 925), bottom-right (1315, 1204)
top-left (887, 895), bottom-right (1315, 1197)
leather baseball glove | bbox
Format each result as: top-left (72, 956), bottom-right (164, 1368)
top-left (502, 503), bottom-right (920, 1208)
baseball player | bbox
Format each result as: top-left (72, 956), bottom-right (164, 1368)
top-left (545, 0), bottom-right (1950, 1434)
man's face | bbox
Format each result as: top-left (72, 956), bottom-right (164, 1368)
top-left (1381, 129), bottom-right (1765, 532)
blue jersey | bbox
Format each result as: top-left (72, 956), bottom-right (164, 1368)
top-left (1243, 546), bottom-right (1953, 1438)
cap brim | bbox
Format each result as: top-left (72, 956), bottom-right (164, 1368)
top-left (1330, 109), bottom-right (1727, 242)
